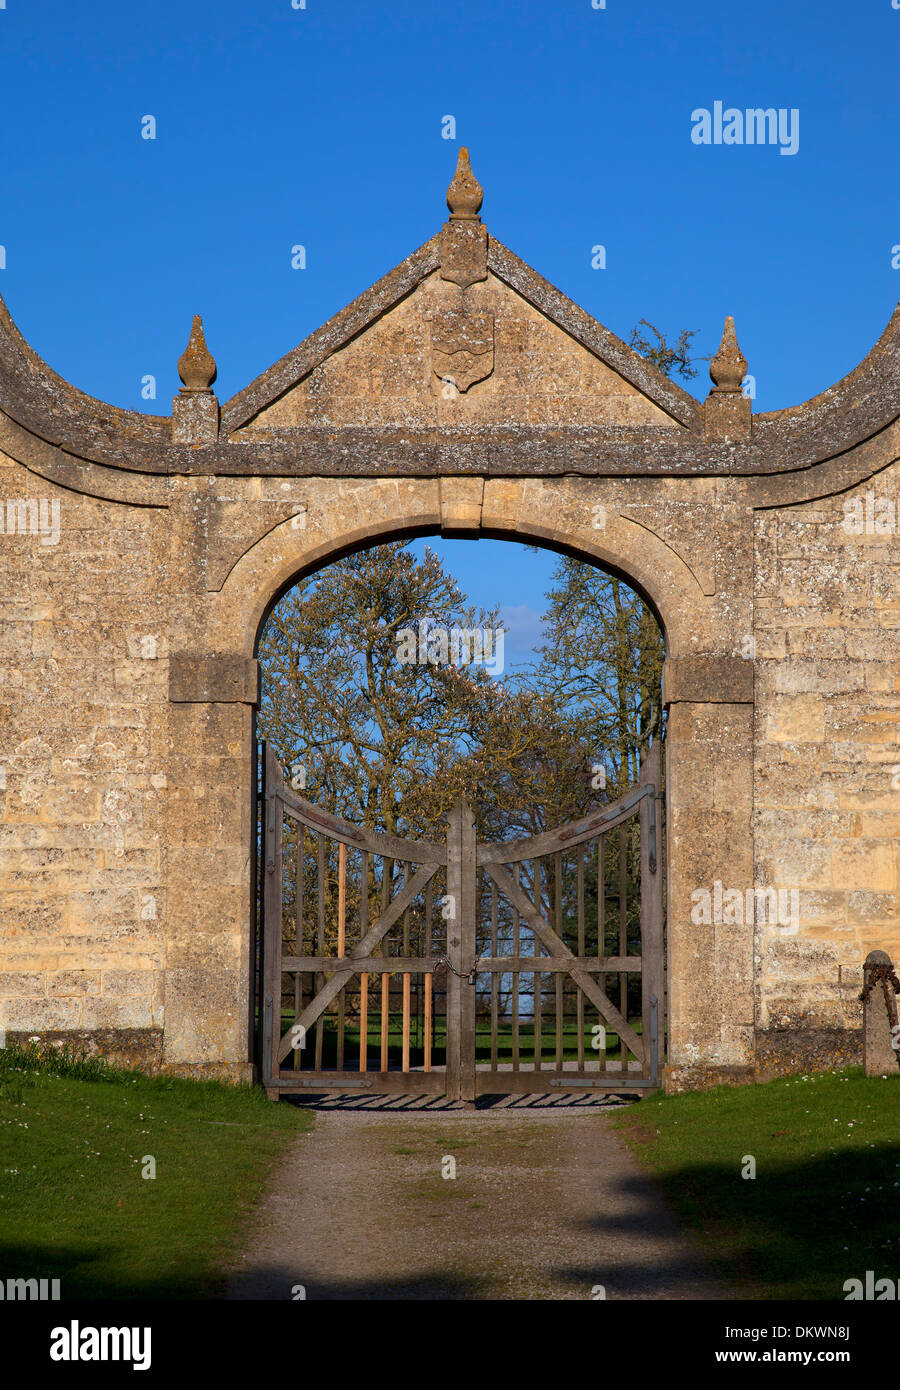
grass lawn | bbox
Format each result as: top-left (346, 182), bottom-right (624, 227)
top-left (615, 1066), bottom-right (900, 1300)
top-left (0, 1044), bottom-right (310, 1299)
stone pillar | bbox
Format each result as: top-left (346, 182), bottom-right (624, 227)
top-left (663, 655), bottom-right (756, 1090)
top-left (163, 653), bottom-right (259, 1081)
top-left (862, 950), bottom-right (900, 1075)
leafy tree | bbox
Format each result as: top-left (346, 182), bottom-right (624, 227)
top-left (257, 540), bottom-right (598, 841)
top-left (258, 541), bottom-right (501, 839)
top-left (526, 567), bottom-right (663, 793)
top-left (628, 319), bottom-right (698, 381)
top-left (517, 321), bottom-right (693, 790)
top-left (257, 542), bottom-right (588, 984)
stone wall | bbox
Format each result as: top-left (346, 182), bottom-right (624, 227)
top-left (752, 455), bottom-right (900, 1077)
top-left (0, 452), bottom-right (168, 1069)
top-left (2, 454), bottom-right (898, 1088)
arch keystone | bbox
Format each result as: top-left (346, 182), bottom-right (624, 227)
top-left (440, 476), bottom-right (484, 535)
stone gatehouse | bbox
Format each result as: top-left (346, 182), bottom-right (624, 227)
top-left (2, 149), bottom-right (898, 1089)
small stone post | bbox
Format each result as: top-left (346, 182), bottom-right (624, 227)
top-left (861, 950), bottom-right (900, 1075)
top-left (172, 314), bottom-right (219, 443)
top-left (704, 314), bottom-right (751, 442)
top-left (440, 146), bottom-right (487, 290)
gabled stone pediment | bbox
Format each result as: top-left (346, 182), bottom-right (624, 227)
top-left (3, 146), bottom-right (900, 497)
top-left (223, 219), bottom-right (699, 437)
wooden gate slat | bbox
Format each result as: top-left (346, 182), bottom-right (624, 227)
top-left (445, 799), bottom-right (477, 1102)
top-left (424, 971), bottom-right (432, 1072)
top-left (534, 961), bottom-right (542, 1073)
top-left (555, 852), bottom-right (563, 1069)
top-left (402, 972), bottom-right (411, 1072)
top-left (512, 865), bottom-right (520, 1073)
top-left (490, 879), bottom-right (498, 1070)
top-left (283, 954), bottom-right (441, 972)
top-left (533, 859), bottom-right (542, 1073)
top-left (276, 860), bottom-right (440, 1064)
top-left (483, 859), bottom-right (645, 1064)
top-left (359, 971), bottom-right (368, 1072)
top-left (473, 955), bottom-right (640, 973)
top-left (618, 825), bottom-right (628, 1020)
top-left (293, 822), bottom-right (305, 1070)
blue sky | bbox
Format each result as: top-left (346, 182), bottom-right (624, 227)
top-left (3, 0), bottom-right (899, 646)
top-left (407, 538), bottom-right (555, 673)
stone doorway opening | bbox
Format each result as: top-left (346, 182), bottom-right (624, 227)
top-left (249, 532), bottom-right (667, 1099)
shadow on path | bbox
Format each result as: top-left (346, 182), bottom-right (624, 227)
top-left (225, 1110), bottom-right (730, 1300)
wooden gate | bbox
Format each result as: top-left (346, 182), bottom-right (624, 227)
top-left (254, 743), bottom-right (664, 1100)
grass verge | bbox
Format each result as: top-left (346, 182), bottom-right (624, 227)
top-left (614, 1066), bottom-right (900, 1299)
top-left (0, 1043), bottom-right (311, 1298)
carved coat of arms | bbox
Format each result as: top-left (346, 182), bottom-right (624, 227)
top-left (430, 309), bottom-right (494, 393)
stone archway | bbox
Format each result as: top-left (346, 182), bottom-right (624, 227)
top-left (192, 476), bottom-right (753, 1091)
top-left (2, 148), bottom-right (897, 1089)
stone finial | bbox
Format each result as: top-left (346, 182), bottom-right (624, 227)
top-left (709, 315), bottom-right (747, 392)
top-left (446, 147), bottom-right (483, 222)
top-left (177, 314), bottom-right (217, 393)
top-left (704, 315), bottom-right (751, 441)
top-left (173, 314), bottom-right (218, 443)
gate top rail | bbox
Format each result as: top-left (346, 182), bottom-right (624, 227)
top-left (476, 781), bottom-right (658, 864)
top-left (272, 776), bottom-right (446, 864)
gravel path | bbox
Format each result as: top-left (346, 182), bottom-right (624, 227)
top-left (225, 1101), bottom-right (728, 1300)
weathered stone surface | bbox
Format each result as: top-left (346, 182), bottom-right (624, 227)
top-left (704, 390), bottom-right (752, 441)
top-left (755, 1027), bottom-right (863, 1080)
top-left (169, 655), bottom-right (260, 704)
top-left (662, 656), bottom-right (754, 706)
top-left (244, 270), bottom-right (678, 432)
top-left (440, 477), bottom-right (484, 535)
top-left (5, 1027), bottom-right (165, 1069)
top-left (440, 220), bottom-right (488, 290)
top-left (172, 392), bottom-right (218, 444)
top-left (861, 950), bottom-right (900, 1075)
